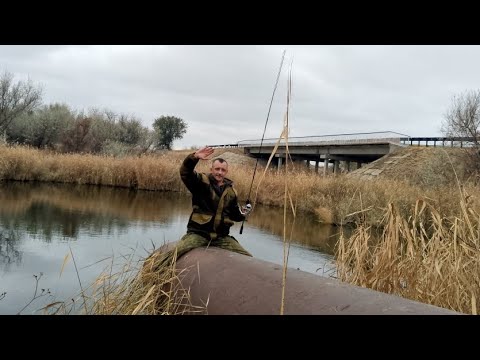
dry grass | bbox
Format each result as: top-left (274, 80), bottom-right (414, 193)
top-left (2, 144), bottom-right (480, 227)
top-left (43, 244), bottom-right (205, 315)
top-left (336, 190), bottom-right (480, 314)
top-left (0, 144), bottom-right (184, 191)
top-left (250, 169), bottom-right (480, 227)
top-left (4, 145), bottom-right (480, 314)
top-left (314, 207), bottom-right (334, 224)
top-left (351, 147), bottom-right (468, 188)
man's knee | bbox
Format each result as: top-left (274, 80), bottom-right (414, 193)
top-left (178, 232), bottom-right (209, 247)
top-left (219, 235), bottom-right (252, 257)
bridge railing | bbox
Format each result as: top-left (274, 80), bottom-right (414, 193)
top-left (237, 131), bottom-right (410, 147)
top-left (208, 133), bottom-right (478, 149)
top-left (400, 137), bottom-right (477, 147)
top-left (207, 144), bottom-right (238, 148)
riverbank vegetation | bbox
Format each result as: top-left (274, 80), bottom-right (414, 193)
top-left (336, 192), bottom-right (480, 315)
top-left (1, 144), bottom-right (479, 226)
top-left (41, 245), bottom-right (205, 315)
top-left (1, 144), bottom-right (480, 314)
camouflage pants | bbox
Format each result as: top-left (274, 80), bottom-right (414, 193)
top-left (150, 232), bottom-right (252, 270)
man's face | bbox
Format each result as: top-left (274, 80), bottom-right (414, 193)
top-left (211, 160), bottom-right (228, 184)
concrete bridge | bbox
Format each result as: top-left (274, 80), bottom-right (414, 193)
top-left (209, 132), bottom-right (477, 174)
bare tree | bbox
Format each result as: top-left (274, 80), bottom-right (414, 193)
top-left (0, 71), bottom-right (43, 133)
top-left (442, 90), bottom-right (480, 176)
top-left (135, 128), bottom-right (156, 155)
top-left (61, 117), bottom-right (95, 153)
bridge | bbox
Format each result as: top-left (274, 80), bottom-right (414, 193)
top-left (209, 131), bottom-right (477, 174)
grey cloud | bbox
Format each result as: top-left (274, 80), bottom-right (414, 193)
top-left (2, 45), bottom-right (480, 148)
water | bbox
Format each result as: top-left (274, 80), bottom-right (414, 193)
top-left (0, 181), bottom-right (342, 314)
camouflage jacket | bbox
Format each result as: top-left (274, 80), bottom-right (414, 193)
top-left (180, 153), bottom-right (245, 239)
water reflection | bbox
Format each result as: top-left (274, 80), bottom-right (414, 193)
top-left (0, 182), bottom-right (190, 243)
top-left (246, 205), bottom-right (341, 254)
top-left (0, 181), bottom-right (342, 314)
top-left (0, 181), bottom-right (342, 254)
top-left (0, 181), bottom-right (191, 223)
top-left (0, 230), bottom-right (23, 271)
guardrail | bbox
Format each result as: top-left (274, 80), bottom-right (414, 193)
top-left (400, 137), bottom-right (477, 147)
top-left (207, 144), bottom-right (238, 148)
top-left (236, 131), bottom-right (409, 147)
top-left (208, 133), bottom-right (478, 149)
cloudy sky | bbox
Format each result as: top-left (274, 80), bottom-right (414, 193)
top-left (1, 45), bottom-right (479, 149)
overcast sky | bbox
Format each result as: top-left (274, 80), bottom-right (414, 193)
top-left (1, 45), bottom-right (479, 149)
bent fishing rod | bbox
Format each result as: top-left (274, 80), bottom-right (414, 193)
top-left (240, 50), bottom-right (286, 234)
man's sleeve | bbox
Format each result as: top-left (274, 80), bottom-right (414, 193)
top-left (180, 153), bottom-right (201, 193)
top-left (228, 190), bottom-right (246, 222)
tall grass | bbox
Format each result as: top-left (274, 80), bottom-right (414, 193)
top-left (43, 244), bottom-right (205, 315)
top-left (336, 191), bottom-right (480, 314)
top-left (4, 145), bottom-right (480, 314)
top-left (0, 144), bottom-right (182, 191)
top-left (1, 144), bottom-right (479, 226)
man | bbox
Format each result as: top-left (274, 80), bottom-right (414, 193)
top-left (179, 146), bottom-right (252, 256)
top-left (150, 147), bottom-right (252, 269)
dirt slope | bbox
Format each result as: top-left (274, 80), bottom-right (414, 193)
top-left (347, 146), bottom-right (467, 187)
top-left (173, 148), bottom-right (257, 167)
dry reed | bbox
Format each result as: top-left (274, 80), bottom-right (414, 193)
top-left (1, 143), bottom-right (480, 227)
top-left (4, 143), bottom-right (480, 314)
top-left (336, 190), bottom-right (480, 314)
top-left (43, 244), bottom-right (205, 315)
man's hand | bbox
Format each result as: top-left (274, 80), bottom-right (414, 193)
top-left (194, 146), bottom-right (214, 160)
top-left (240, 203), bottom-right (252, 216)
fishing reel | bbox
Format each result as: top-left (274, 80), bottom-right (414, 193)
top-left (241, 203), bottom-right (252, 215)
top-left (239, 202), bottom-right (252, 235)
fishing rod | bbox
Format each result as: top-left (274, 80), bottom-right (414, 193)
top-left (240, 50), bottom-right (286, 234)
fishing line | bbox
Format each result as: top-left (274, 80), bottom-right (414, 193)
top-left (240, 49), bottom-right (286, 234)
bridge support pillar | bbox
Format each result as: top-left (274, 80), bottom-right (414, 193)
top-left (324, 159), bottom-right (329, 176)
top-left (346, 161), bottom-right (351, 172)
top-left (357, 161), bottom-right (362, 169)
top-left (334, 160), bottom-right (340, 174)
top-left (315, 160), bottom-right (319, 173)
top-left (277, 156), bottom-right (283, 172)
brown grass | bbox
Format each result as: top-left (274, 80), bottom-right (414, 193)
top-left (3, 144), bottom-right (480, 314)
top-left (336, 191), bottom-right (480, 314)
top-left (0, 144), bottom-right (184, 191)
top-left (1, 144), bottom-right (480, 227)
top-left (43, 244), bottom-right (205, 315)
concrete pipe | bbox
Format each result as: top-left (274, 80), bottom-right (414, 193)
top-left (174, 246), bottom-right (460, 315)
